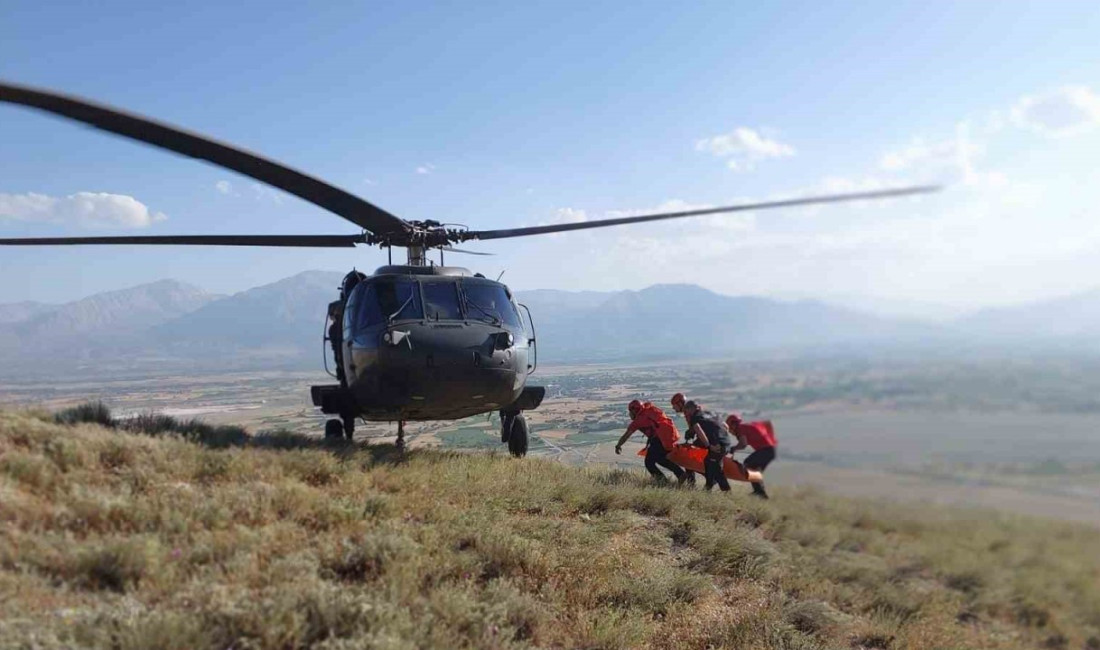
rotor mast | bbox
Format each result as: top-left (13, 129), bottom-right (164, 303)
top-left (406, 245), bottom-right (427, 266)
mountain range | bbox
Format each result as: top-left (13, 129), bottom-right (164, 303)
top-left (1, 271), bottom-right (1096, 377)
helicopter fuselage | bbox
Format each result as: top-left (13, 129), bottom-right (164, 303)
top-left (313, 265), bottom-right (543, 422)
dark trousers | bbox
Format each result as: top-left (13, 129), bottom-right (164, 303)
top-left (744, 446), bottom-right (776, 497)
top-left (645, 440), bottom-right (685, 481)
top-left (704, 444), bottom-right (731, 492)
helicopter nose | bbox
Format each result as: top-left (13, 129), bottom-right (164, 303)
top-left (357, 323), bottom-right (523, 412)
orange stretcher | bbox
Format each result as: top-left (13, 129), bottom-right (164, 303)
top-left (637, 421), bottom-right (770, 483)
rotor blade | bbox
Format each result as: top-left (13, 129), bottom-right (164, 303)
top-left (460, 186), bottom-right (941, 242)
top-left (0, 234), bottom-right (363, 247)
top-left (441, 246), bottom-right (493, 256)
top-left (0, 80), bottom-right (409, 236)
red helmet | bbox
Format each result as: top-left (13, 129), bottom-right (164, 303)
top-left (628, 399), bottom-right (643, 417)
top-left (671, 393), bottom-right (686, 410)
top-left (725, 413), bottom-right (743, 428)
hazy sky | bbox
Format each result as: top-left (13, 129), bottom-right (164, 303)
top-left (2, 1), bottom-right (1099, 317)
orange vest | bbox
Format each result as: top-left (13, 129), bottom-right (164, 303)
top-left (627, 403), bottom-right (680, 451)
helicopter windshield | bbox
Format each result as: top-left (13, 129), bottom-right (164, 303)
top-left (463, 282), bottom-right (523, 329)
top-left (355, 278), bottom-right (423, 327)
top-left (422, 280), bottom-right (463, 321)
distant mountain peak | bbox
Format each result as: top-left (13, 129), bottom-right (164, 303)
top-left (7, 279), bottom-right (220, 346)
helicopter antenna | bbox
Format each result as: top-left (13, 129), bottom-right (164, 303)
top-left (496, 270), bottom-right (506, 282)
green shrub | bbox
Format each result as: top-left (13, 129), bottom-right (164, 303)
top-left (54, 401), bottom-right (113, 427)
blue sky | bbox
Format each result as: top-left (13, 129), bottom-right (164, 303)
top-left (2, 1), bottom-right (1099, 317)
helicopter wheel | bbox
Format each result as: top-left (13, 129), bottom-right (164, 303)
top-left (324, 419), bottom-right (344, 439)
top-left (342, 414), bottom-right (355, 441)
top-left (500, 411), bottom-right (515, 443)
top-left (395, 420), bottom-right (406, 452)
top-left (507, 413), bottom-right (528, 458)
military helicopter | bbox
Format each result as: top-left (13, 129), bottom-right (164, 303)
top-left (0, 81), bottom-right (938, 456)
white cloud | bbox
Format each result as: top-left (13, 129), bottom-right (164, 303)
top-left (879, 123), bottom-right (1006, 189)
top-left (1010, 85), bottom-right (1100, 137)
top-left (249, 183), bottom-right (284, 204)
top-left (215, 179), bottom-right (285, 202)
top-left (0, 192), bottom-right (167, 229)
top-left (542, 207), bottom-right (588, 226)
top-left (364, 177), bottom-right (377, 186)
top-left (416, 164), bottom-right (436, 175)
top-left (695, 127), bottom-right (795, 172)
top-left (535, 207), bottom-right (588, 238)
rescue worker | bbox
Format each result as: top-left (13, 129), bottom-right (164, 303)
top-left (727, 413), bottom-right (777, 499)
top-left (327, 300), bottom-right (345, 383)
top-left (615, 400), bottom-right (686, 484)
top-left (671, 392), bottom-right (687, 416)
top-left (682, 400), bottom-right (733, 492)
top-left (671, 392), bottom-right (702, 486)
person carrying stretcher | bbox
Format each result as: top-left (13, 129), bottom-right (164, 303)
top-left (615, 400), bottom-right (687, 484)
top-left (670, 392), bottom-right (701, 485)
top-left (727, 413), bottom-right (776, 499)
top-left (682, 400), bottom-right (734, 492)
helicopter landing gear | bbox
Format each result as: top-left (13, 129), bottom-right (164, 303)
top-left (324, 419), bottom-right (343, 439)
top-left (500, 410), bottom-right (528, 458)
top-left (500, 411), bottom-right (514, 443)
top-left (342, 413), bottom-right (355, 441)
top-left (395, 420), bottom-right (406, 452)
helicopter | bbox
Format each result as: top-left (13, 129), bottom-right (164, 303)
top-left (0, 81), bottom-right (938, 456)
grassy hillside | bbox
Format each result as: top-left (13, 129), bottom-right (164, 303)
top-left (1, 409), bottom-right (1098, 649)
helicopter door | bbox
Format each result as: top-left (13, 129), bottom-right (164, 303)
top-left (518, 303), bottom-right (536, 373)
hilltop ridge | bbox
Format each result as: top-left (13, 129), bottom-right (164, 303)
top-left (1, 408), bottom-right (1096, 649)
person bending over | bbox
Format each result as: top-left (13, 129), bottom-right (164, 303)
top-left (615, 399), bottom-right (686, 484)
top-left (727, 413), bottom-right (776, 499)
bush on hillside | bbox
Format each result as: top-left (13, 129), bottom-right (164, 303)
top-left (54, 401), bottom-right (114, 427)
top-left (121, 413), bottom-right (248, 448)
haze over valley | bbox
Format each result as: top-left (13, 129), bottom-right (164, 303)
top-left (4, 271), bottom-right (1100, 378)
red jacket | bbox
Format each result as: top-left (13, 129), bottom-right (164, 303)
top-left (737, 421), bottom-right (777, 450)
top-left (627, 403), bottom-right (680, 451)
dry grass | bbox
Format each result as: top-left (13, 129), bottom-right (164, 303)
top-left (1, 406), bottom-right (1098, 649)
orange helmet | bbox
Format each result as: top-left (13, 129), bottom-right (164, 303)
top-left (628, 399), bottom-right (643, 417)
top-left (671, 393), bottom-right (686, 410)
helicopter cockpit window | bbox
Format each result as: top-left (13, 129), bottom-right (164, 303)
top-left (356, 279), bottom-right (422, 327)
top-left (463, 282), bottom-right (524, 329)
top-left (422, 281), bottom-right (463, 321)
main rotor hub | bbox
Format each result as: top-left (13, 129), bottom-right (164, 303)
top-left (367, 220), bottom-right (471, 264)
